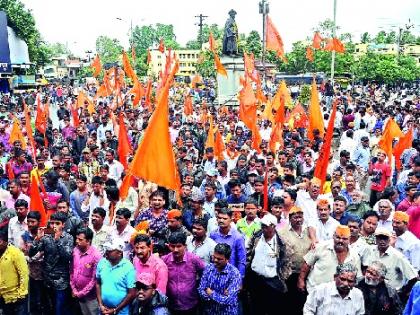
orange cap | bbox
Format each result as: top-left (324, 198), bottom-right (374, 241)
top-left (335, 225), bottom-right (351, 238)
top-left (393, 211), bottom-right (409, 223)
top-left (311, 177), bottom-right (322, 186)
top-left (289, 206), bottom-right (303, 215)
top-left (317, 199), bottom-right (330, 207)
top-left (167, 209), bottom-right (182, 220)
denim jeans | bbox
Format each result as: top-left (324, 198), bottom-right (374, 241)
top-left (45, 288), bottom-right (72, 315)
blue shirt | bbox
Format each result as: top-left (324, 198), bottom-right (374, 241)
top-left (353, 146), bottom-right (370, 170)
top-left (404, 281), bottom-right (420, 315)
top-left (198, 263), bottom-right (241, 315)
top-left (332, 211), bottom-right (360, 225)
top-left (96, 258), bottom-right (136, 315)
top-left (210, 228), bottom-right (246, 278)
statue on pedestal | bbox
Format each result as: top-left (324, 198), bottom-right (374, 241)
top-left (222, 9), bottom-right (239, 56)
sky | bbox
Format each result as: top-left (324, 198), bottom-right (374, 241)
top-left (21, 0), bottom-right (420, 57)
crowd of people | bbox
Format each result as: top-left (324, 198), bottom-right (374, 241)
top-left (0, 78), bottom-right (419, 315)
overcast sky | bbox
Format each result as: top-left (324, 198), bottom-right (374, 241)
top-left (21, 0), bottom-right (420, 57)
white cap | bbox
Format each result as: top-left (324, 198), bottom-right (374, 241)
top-left (260, 213), bottom-right (278, 226)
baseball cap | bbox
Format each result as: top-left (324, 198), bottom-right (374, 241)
top-left (103, 238), bottom-right (125, 252)
top-left (260, 213), bottom-right (277, 226)
top-left (136, 273), bottom-right (155, 289)
top-left (374, 227), bottom-right (392, 238)
top-left (206, 169), bottom-right (218, 177)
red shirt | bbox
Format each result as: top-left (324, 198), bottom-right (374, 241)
top-left (370, 162), bottom-right (391, 192)
top-left (407, 205), bottom-right (420, 238)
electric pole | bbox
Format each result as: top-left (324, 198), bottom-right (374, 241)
top-left (330, 0), bottom-right (337, 85)
top-left (259, 0), bottom-right (269, 79)
top-left (195, 14), bottom-right (208, 49)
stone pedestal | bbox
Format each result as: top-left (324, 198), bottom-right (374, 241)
top-left (217, 55), bottom-right (244, 106)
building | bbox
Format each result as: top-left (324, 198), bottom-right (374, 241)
top-left (42, 55), bottom-right (83, 79)
top-left (148, 49), bottom-right (200, 78)
top-left (354, 43), bottom-right (420, 64)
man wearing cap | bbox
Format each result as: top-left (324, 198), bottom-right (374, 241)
top-left (199, 169), bottom-right (225, 200)
top-left (247, 213), bottom-right (292, 315)
top-left (356, 261), bottom-right (403, 315)
top-left (198, 243), bottom-right (241, 315)
top-left (130, 273), bottom-right (170, 315)
top-left (392, 211), bottom-right (420, 271)
top-left (96, 238), bottom-right (137, 315)
top-left (298, 225), bottom-right (362, 293)
top-left (106, 208), bottom-right (136, 259)
top-left (303, 263), bottom-right (364, 315)
top-left (183, 191), bottom-right (211, 232)
top-left (279, 206), bottom-right (312, 315)
top-left (156, 209), bottom-right (191, 243)
top-left (362, 227), bottom-right (417, 292)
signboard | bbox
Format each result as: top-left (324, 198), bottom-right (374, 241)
top-left (0, 11), bottom-right (11, 74)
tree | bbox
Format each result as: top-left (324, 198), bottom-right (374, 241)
top-left (195, 50), bottom-right (216, 78)
top-left (0, 0), bottom-right (48, 67)
top-left (360, 32), bottom-right (371, 44)
top-left (245, 30), bottom-right (262, 58)
top-left (95, 36), bottom-right (123, 65)
top-left (313, 19), bottom-right (339, 38)
top-left (374, 31), bottom-right (387, 44)
top-left (48, 42), bottom-right (71, 56)
top-left (385, 31), bottom-right (397, 44)
top-left (400, 30), bottom-right (417, 45)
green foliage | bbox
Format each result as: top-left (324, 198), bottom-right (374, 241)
top-left (95, 36), bottom-right (123, 65)
top-left (354, 53), bottom-right (420, 84)
top-left (195, 50), bottom-right (216, 78)
top-left (360, 32), bottom-right (371, 44)
top-left (48, 42), bottom-right (71, 56)
top-left (313, 19), bottom-right (339, 38)
top-left (77, 66), bottom-right (93, 80)
top-left (298, 84), bottom-right (311, 104)
top-left (245, 30), bottom-right (262, 58)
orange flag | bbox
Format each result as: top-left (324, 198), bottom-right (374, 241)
top-left (214, 53), bottom-right (227, 76)
top-left (308, 79), bottom-right (324, 140)
top-left (312, 32), bottom-right (323, 49)
top-left (209, 32), bottom-right (216, 52)
top-left (129, 62), bottom-right (180, 191)
top-left (129, 77), bottom-right (145, 107)
top-left (91, 54), bottom-right (102, 77)
top-left (119, 172), bottom-right (133, 201)
top-left (122, 50), bottom-right (136, 80)
top-left (306, 46), bottom-right (314, 62)
top-left (205, 116), bottom-right (215, 149)
top-left (184, 94), bottom-right (193, 116)
top-left (324, 38), bottom-right (334, 51)
top-left (214, 129), bottom-right (225, 161)
top-left (265, 15), bottom-right (285, 59)
top-left (191, 74), bottom-right (202, 88)
top-left (378, 119), bottom-right (404, 162)
top-left (117, 113), bottom-right (132, 170)
top-left (29, 173), bottom-right (47, 227)
top-left (35, 99), bottom-right (47, 135)
top-left (393, 128), bottom-right (413, 170)
top-left (78, 91), bottom-right (96, 114)
top-left (288, 102), bottom-right (308, 129)
top-left (70, 104), bottom-right (79, 128)
top-left (147, 49), bottom-right (152, 65)
top-left (23, 101), bottom-right (35, 156)
top-left (9, 118), bottom-right (27, 149)
top-left (333, 38), bottom-right (345, 53)
top-left (269, 96), bottom-right (285, 153)
top-left (158, 39), bottom-right (165, 53)
top-left (238, 78), bottom-right (257, 129)
top-left (314, 100), bottom-right (338, 192)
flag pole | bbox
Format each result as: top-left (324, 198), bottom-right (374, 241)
top-left (330, 0), bottom-right (337, 85)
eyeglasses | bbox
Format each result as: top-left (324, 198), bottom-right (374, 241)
top-left (136, 283), bottom-right (153, 291)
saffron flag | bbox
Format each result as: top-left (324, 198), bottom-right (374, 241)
top-left (129, 61), bottom-right (180, 191)
top-left (308, 79), bottom-right (324, 140)
top-left (129, 77), bottom-right (145, 107)
top-left (144, 80), bottom-right (153, 111)
top-left (35, 100), bottom-right (47, 135)
top-left (209, 32), bottom-right (216, 52)
top-left (214, 129), bottom-right (225, 161)
top-left (158, 39), bottom-right (165, 53)
top-left (29, 173), bottom-right (47, 227)
top-left (265, 15), bottom-right (285, 59)
top-left (312, 32), bottom-right (323, 49)
top-left (333, 38), bottom-right (345, 53)
top-left (393, 128), bottom-right (413, 170)
top-left (117, 113), bottom-right (132, 170)
top-left (214, 53), bottom-right (227, 76)
top-left (91, 54), bottom-right (102, 77)
top-left (23, 101), bottom-right (35, 156)
top-left (314, 100), bottom-right (338, 193)
top-left (205, 116), bottom-right (215, 149)
top-left (238, 79), bottom-right (257, 129)
top-left (306, 46), bottom-right (314, 62)
top-left (184, 94), bottom-right (193, 116)
top-left (378, 119), bottom-right (404, 162)
top-left (122, 50), bottom-right (136, 80)
top-left (70, 104), bottom-right (80, 127)
top-left (119, 173), bottom-right (133, 201)
top-left (288, 102), bottom-right (308, 129)
top-left (9, 118), bottom-right (27, 149)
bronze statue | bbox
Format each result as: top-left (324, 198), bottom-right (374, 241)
top-left (222, 9), bottom-right (239, 56)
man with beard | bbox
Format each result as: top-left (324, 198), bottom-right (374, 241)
top-left (298, 225), bottom-right (362, 293)
top-left (304, 263), bottom-right (364, 314)
top-left (186, 218), bottom-right (216, 265)
top-left (357, 261), bottom-right (403, 315)
top-left (107, 208), bottom-right (135, 259)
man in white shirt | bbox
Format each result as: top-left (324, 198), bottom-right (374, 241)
top-left (376, 199), bottom-right (394, 232)
top-left (104, 149), bottom-right (124, 182)
top-left (304, 263), bottom-right (365, 315)
top-left (96, 116), bottom-right (113, 142)
top-left (8, 199), bottom-right (28, 247)
top-left (106, 208), bottom-right (135, 259)
top-left (81, 176), bottom-right (110, 225)
top-left (392, 211), bottom-right (420, 271)
top-left (314, 199), bottom-right (339, 242)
